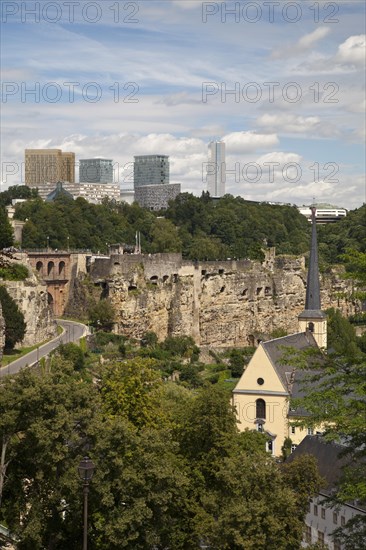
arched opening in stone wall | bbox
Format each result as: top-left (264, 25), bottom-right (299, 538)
top-left (247, 334), bottom-right (255, 346)
top-left (59, 261), bottom-right (66, 277)
top-left (100, 281), bottom-right (109, 299)
top-left (162, 275), bottom-right (169, 282)
top-left (47, 292), bottom-right (54, 312)
top-left (36, 261), bottom-right (43, 273)
top-left (47, 261), bottom-right (55, 277)
top-left (150, 276), bottom-right (158, 284)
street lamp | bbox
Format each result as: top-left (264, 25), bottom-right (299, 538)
top-left (78, 456), bottom-right (95, 550)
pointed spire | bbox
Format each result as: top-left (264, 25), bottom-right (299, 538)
top-left (305, 206), bottom-right (321, 311)
top-left (298, 206), bottom-right (327, 348)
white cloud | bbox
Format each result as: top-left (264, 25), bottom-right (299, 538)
top-left (295, 34), bottom-right (366, 74)
top-left (336, 34), bottom-right (366, 65)
top-left (257, 114), bottom-right (320, 133)
top-left (222, 132), bottom-right (279, 153)
top-left (271, 27), bottom-right (330, 59)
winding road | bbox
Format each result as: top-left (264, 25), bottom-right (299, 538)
top-left (0, 320), bottom-right (88, 377)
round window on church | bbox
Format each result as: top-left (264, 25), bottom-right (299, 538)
top-left (257, 377), bottom-right (264, 386)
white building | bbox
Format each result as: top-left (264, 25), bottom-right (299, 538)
top-left (298, 204), bottom-right (347, 224)
top-left (33, 181), bottom-right (120, 204)
top-left (207, 141), bottom-right (225, 198)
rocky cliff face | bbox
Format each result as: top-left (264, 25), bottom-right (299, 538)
top-left (4, 280), bottom-right (57, 347)
top-left (89, 253), bottom-right (356, 348)
top-left (1, 257), bottom-right (57, 347)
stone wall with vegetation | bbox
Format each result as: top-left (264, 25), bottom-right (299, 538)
top-left (86, 253), bottom-right (356, 348)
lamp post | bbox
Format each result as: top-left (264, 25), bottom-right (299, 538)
top-left (78, 456), bottom-right (95, 550)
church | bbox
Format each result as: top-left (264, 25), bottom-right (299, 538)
top-left (232, 207), bottom-right (327, 456)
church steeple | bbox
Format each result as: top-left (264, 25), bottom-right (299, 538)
top-left (298, 207), bottom-right (327, 348)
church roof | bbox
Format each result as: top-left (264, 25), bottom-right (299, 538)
top-left (262, 331), bottom-right (319, 391)
top-left (286, 436), bottom-right (365, 509)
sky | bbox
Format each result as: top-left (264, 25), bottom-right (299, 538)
top-left (1, 0), bottom-right (365, 209)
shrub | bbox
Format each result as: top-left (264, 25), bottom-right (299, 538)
top-left (0, 263), bottom-right (29, 281)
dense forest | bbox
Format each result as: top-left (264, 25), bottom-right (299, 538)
top-left (0, 311), bottom-right (365, 549)
top-left (0, 186), bottom-right (365, 266)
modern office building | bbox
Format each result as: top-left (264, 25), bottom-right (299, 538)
top-left (25, 149), bottom-right (75, 185)
top-left (134, 155), bottom-right (169, 187)
top-left (207, 141), bottom-right (225, 198)
top-left (79, 158), bottom-right (113, 183)
top-left (298, 204), bottom-right (347, 224)
top-left (135, 183), bottom-right (181, 210)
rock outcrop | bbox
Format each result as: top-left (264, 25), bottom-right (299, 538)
top-left (0, 255), bottom-right (57, 347)
top-left (88, 253), bottom-right (356, 348)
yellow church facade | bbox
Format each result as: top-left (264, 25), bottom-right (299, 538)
top-left (233, 207), bottom-right (327, 457)
top-left (232, 332), bottom-right (319, 456)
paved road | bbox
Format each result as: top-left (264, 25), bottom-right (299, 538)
top-left (0, 320), bottom-right (88, 377)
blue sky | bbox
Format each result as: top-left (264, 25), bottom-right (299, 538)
top-left (1, 0), bottom-right (365, 208)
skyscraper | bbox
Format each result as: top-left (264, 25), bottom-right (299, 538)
top-left (134, 155), bottom-right (169, 187)
top-left (25, 149), bottom-right (75, 185)
top-left (207, 141), bottom-right (225, 198)
top-left (79, 158), bottom-right (114, 183)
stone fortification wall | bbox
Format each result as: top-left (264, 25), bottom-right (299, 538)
top-left (88, 253), bottom-right (355, 348)
top-left (92, 253), bottom-right (183, 281)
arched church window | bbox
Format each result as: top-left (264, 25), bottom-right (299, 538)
top-left (308, 322), bottom-right (314, 333)
top-left (256, 398), bottom-right (266, 419)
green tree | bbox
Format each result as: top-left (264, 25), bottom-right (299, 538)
top-left (289, 344), bottom-right (366, 547)
top-left (195, 449), bottom-right (307, 550)
top-left (0, 207), bottom-right (13, 248)
top-left (326, 307), bottom-right (362, 359)
top-left (100, 357), bottom-right (165, 429)
top-left (88, 298), bottom-right (115, 331)
top-left (0, 361), bottom-right (97, 548)
top-left (228, 347), bottom-right (255, 377)
top-left (282, 454), bottom-right (324, 516)
top-left (89, 417), bottom-right (192, 550)
top-left (0, 285), bottom-right (26, 349)
top-left (150, 218), bottom-right (182, 253)
top-left (54, 342), bottom-right (85, 371)
top-left (140, 331), bottom-right (158, 347)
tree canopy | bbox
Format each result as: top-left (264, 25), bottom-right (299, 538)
top-left (0, 340), bottom-right (324, 549)
top-left (0, 285), bottom-right (26, 349)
